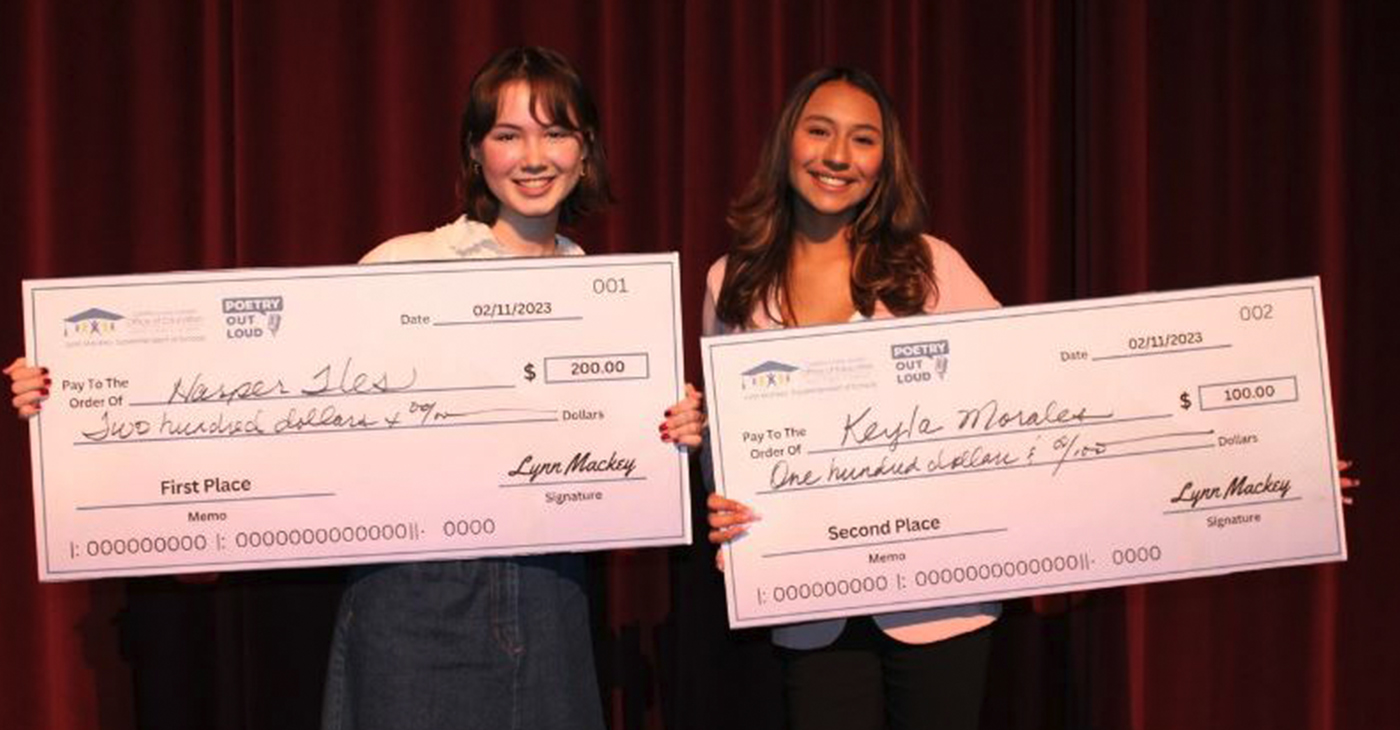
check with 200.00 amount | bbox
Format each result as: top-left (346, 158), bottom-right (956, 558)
top-left (702, 278), bottom-right (1344, 629)
top-left (24, 253), bottom-right (690, 581)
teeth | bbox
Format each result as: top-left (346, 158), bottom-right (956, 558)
top-left (815, 174), bottom-right (850, 187)
top-left (516, 178), bottom-right (553, 189)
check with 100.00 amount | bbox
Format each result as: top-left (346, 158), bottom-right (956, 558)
top-left (702, 278), bottom-right (1344, 629)
top-left (24, 253), bottom-right (690, 581)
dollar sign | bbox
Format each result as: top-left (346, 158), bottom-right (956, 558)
top-left (1179, 391), bottom-right (1192, 410)
top-left (523, 363), bottom-right (537, 382)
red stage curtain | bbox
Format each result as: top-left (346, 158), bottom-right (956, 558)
top-left (0, 2), bottom-right (1394, 729)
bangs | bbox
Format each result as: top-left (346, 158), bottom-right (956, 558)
top-left (522, 73), bottom-right (581, 130)
top-left (458, 46), bottom-right (611, 226)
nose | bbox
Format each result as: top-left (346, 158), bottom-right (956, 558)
top-left (521, 135), bottom-right (546, 172)
top-left (821, 136), bottom-right (850, 171)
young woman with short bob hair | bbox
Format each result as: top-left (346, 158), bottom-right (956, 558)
top-left (7, 46), bottom-right (707, 730)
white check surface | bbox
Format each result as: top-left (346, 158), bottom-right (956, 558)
top-left (24, 253), bottom-right (690, 581)
top-left (702, 278), bottom-right (1344, 629)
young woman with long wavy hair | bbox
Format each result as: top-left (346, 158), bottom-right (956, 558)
top-left (703, 67), bottom-right (1000, 730)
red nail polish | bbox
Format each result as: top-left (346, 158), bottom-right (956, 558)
top-left (44, 378), bottom-right (52, 386)
top-left (40, 388), bottom-right (49, 396)
top-left (34, 403), bottom-right (42, 411)
top-left (665, 409), bottom-right (673, 417)
top-left (41, 367), bottom-right (50, 375)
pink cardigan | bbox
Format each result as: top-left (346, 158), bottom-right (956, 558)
top-left (702, 235), bottom-right (1003, 649)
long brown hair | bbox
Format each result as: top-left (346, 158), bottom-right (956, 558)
top-left (716, 67), bottom-right (935, 329)
top-left (459, 46), bottom-right (612, 226)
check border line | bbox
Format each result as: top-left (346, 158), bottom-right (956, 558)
top-left (701, 279), bottom-right (1346, 626)
top-left (26, 255), bottom-right (679, 293)
top-left (28, 254), bottom-right (694, 579)
top-left (702, 282), bottom-right (1320, 351)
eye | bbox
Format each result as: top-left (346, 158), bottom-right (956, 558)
top-left (491, 130), bottom-right (519, 143)
top-left (804, 125), bottom-right (831, 138)
top-left (854, 134), bottom-right (880, 147)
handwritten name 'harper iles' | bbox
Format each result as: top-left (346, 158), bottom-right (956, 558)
top-left (507, 451), bottom-right (637, 483)
top-left (164, 358), bottom-right (418, 406)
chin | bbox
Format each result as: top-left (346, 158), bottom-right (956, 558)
top-left (805, 195), bottom-right (864, 217)
top-left (504, 198), bottom-right (566, 218)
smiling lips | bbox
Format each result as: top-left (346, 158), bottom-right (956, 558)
top-left (809, 170), bottom-right (857, 190)
top-left (513, 176), bottom-right (557, 195)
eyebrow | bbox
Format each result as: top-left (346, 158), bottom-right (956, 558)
top-left (800, 114), bottom-right (882, 135)
top-left (490, 121), bottom-right (573, 132)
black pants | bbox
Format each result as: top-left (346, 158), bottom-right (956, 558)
top-left (780, 618), bottom-right (992, 730)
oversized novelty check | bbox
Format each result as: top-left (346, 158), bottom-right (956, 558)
top-left (702, 278), bottom-right (1344, 628)
top-left (24, 253), bottom-right (690, 581)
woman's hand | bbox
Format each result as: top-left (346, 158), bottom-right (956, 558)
top-left (1340, 459), bottom-right (1360, 506)
top-left (4, 357), bottom-right (50, 419)
top-left (661, 383), bottom-right (706, 448)
top-left (707, 492), bottom-right (759, 572)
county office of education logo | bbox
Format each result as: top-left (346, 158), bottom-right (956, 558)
top-left (890, 339), bottom-right (950, 385)
top-left (222, 295), bottom-right (285, 340)
top-left (61, 306), bottom-right (205, 348)
top-left (739, 356), bottom-right (875, 400)
top-left (741, 360), bottom-right (800, 392)
top-left (63, 308), bottom-right (123, 338)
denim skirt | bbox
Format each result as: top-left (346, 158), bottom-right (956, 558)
top-left (321, 554), bottom-right (604, 730)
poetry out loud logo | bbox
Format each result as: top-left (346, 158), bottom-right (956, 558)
top-left (890, 339), bottom-right (950, 384)
top-left (222, 296), bottom-right (284, 339)
top-left (63, 308), bottom-right (124, 338)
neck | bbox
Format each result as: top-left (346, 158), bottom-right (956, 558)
top-left (491, 210), bottom-right (560, 256)
top-left (783, 206), bottom-right (858, 328)
top-left (792, 199), bottom-right (855, 250)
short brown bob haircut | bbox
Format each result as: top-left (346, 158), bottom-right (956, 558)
top-left (459, 46), bottom-right (611, 226)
